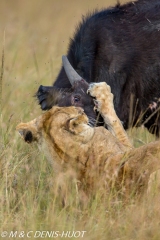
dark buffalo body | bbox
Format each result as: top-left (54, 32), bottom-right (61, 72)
top-left (37, 0), bottom-right (160, 135)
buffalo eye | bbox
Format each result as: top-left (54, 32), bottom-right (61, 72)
top-left (74, 95), bottom-right (80, 103)
top-left (71, 94), bottom-right (81, 106)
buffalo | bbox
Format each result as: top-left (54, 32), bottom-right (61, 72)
top-left (36, 0), bottom-right (160, 136)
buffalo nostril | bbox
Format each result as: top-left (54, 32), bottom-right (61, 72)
top-left (38, 85), bottom-right (54, 94)
top-left (38, 85), bottom-right (45, 93)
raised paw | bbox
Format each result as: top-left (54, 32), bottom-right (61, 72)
top-left (93, 99), bottom-right (101, 112)
top-left (87, 82), bottom-right (114, 113)
top-left (87, 82), bottom-right (113, 101)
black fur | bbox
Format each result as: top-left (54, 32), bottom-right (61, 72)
top-left (37, 0), bottom-right (160, 135)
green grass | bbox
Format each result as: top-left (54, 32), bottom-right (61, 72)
top-left (0, 0), bottom-right (160, 239)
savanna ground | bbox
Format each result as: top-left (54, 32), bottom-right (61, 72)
top-left (0, 0), bottom-right (160, 239)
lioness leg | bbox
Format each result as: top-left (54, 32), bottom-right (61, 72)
top-left (87, 82), bottom-right (133, 150)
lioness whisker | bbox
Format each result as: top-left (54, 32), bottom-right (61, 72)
top-left (88, 117), bottom-right (103, 126)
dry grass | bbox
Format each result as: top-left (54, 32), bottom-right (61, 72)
top-left (0, 0), bottom-right (160, 239)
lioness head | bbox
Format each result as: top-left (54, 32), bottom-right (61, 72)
top-left (17, 106), bottom-right (95, 171)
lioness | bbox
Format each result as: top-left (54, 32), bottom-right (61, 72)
top-left (17, 83), bottom-right (160, 197)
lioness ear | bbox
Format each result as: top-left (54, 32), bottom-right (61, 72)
top-left (67, 114), bottom-right (88, 135)
top-left (69, 118), bottom-right (79, 133)
top-left (16, 123), bottom-right (37, 143)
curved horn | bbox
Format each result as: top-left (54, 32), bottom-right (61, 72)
top-left (62, 55), bottom-right (82, 85)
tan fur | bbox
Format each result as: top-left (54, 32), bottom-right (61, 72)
top-left (17, 82), bottom-right (160, 197)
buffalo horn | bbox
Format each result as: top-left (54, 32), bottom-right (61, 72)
top-left (62, 55), bottom-right (82, 85)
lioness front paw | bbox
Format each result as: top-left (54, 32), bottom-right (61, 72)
top-left (92, 99), bottom-right (102, 112)
top-left (87, 82), bottom-right (113, 101)
top-left (87, 82), bottom-right (114, 113)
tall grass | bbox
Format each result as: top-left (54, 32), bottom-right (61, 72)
top-left (0, 0), bottom-right (159, 239)
top-left (0, 31), bottom-right (5, 113)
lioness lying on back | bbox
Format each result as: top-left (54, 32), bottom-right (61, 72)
top-left (17, 83), bottom-right (160, 196)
